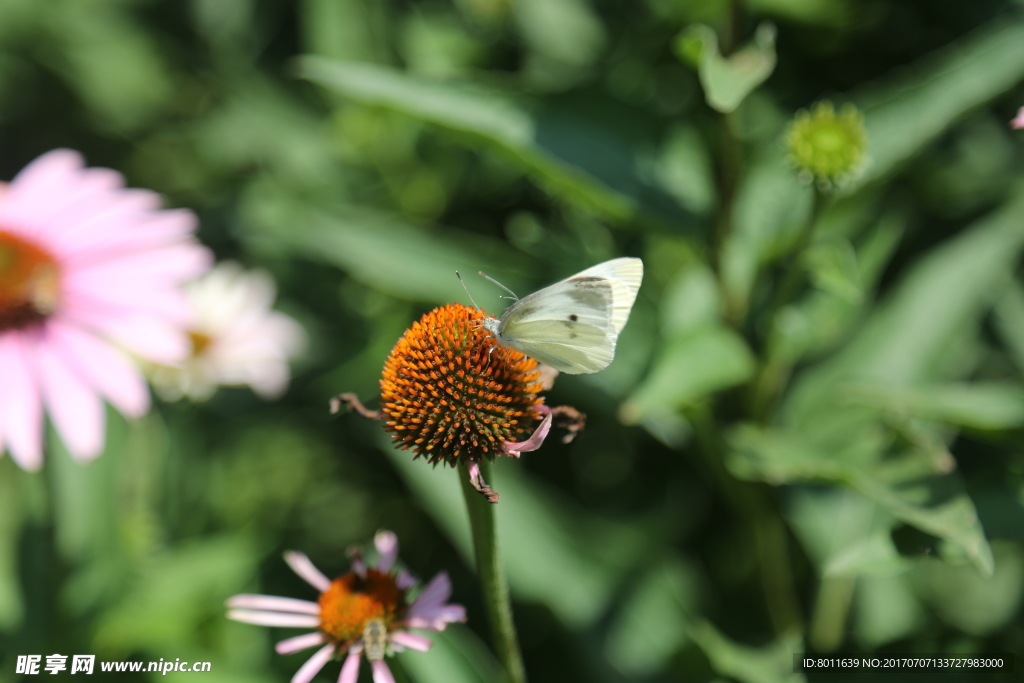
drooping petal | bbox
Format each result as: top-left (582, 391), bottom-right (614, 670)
top-left (503, 412), bottom-right (552, 457)
top-left (370, 660), bottom-right (396, 683)
top-left (284, 551), bottom-right (332, 592)
top-left (275, 632), bottom-right (327, 655)
top-left (374, 530), bottom-right (399, 572)
top-left (226, 609), bottom-right (321, 629)
top-left (390, 631), bottom-right (432, 653)
top-left (337, 651), bottom-right (362, 683)
top-left (0, 334), bottom-right (44, 470)
top-left (291, 644), bottom-right (335, 683)
top-left (396, 569), bottom-right (417, 591)
top-left (34, 336), bottom-right (106, 461)
top-left (226, 594), bottom-right (321, 614)
top-left (405, 572), bottom-right (466, 631)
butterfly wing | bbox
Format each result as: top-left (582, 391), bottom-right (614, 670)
top-left (494, 257), bottom-right (643, 374)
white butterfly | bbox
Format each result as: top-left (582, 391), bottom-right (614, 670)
top-left (479, 257), bottom-right (643, 374)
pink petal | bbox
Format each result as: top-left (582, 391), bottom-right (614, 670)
top-left (33, 337), bottom-right (105, 461)
top-left (503, 413), bottom-right (552, 457)
top-left (1012, 107), bottom-right (1024, 130)
top-left (226, 594), bottom-right (321, 614)
top-left (390, 631), bottom-right (431, 653)
top-left (396, 570), bottom-right (417, 591)
top-left (370, 661), bottom-right (396, 683)
top-left (45, 321), bottom-right (149, 417)
top-left (338, 651), bottom-right (361, 683)
top-left (374, 531), bottom-right (399, 572)
top-left (276, 632), bottom-right (327, 655)
top-left (291, 644), bottom-right (335, 683)
top-left (226, 609), bottom-right (321, 628)
top-left (0, 334), bottom-right (44, 470)
top-left (405, 573), bottom-right (466, 631)
top-left (284, 551), bottom-right (331, 592)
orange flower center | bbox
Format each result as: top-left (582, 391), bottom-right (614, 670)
top-left (317, 569), bottom-right (405, 644)
top-left (0, 230), bottom-right (61, 332)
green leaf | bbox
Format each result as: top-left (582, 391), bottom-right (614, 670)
top-left (787, 189), bottom-right (1024, 425)
top-left (298, 57), bottom-right (693, 229)
top-left (853, 574), bottom-right (925, 648)
top-left (621, 325), bottom-right (756, 424)
top-left (690, 621), bottom-right (805, 683)
top-left (676, 23), bottom-right (777, 114)
top-left (605, 558), bottom-right (697, 675)
top-left (992, 282), bottom-right (1024, 374)
top-left (913, 541), bottom-right (1024, 635)
top-left (854, 18), bottom-right (1024, 185)
top-left (729, 423), bottom-right (994, 576)
top-left (843, 383), bottom-right (1024, 430)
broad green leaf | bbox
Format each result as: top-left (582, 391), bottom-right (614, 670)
top-left (690, 621), bottom-right (805, 683)
top-left (299, 57), bottom-right (692, 229)
top-left (244, 190), bottom-right (518, 305)
top-left (787, 190), bottom-right (1024, 426)
top-left (660, 263), bottom-right (722, 337)
top-left (842, 383), bottom-right (1024, 430)
top-left (730, 424), bottom-right (994, 576)
top-left (823, 531), bottom-right (912, 577)
top-left (992, 282), bottom-right (1024, 374)
top-left (913, 541), bottom-right (1024, 635)
top-left (605, 558), bottom-right (697, 675)
top-left (621, 325), bottom-right (755, 424)
top-left (676, 23), bottom-right (778, 114)
top-left (853, 18), bottom-right (1024, 185)
top-left (853, 574), bottom-right (924, 648)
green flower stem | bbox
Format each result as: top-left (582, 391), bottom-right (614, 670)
top-left (809, 575), bottom-right (856, 652)
top-left (750, 187), bottom-right (827, 421)
top-left (458, 460), bottom-right (527, 683)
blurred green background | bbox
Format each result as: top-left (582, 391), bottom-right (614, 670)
top-left (2, 0), bottom-right (1024, 681)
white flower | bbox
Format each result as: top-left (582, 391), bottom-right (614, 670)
top-left (150, 261), bottom-right (304, 401)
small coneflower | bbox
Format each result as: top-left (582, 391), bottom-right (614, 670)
top-left (786, 100), bottom-right (868, 189)
top-left (227, 531), bottom-right (466, 683)
top-left (334, 303), bottom-right (584, 502)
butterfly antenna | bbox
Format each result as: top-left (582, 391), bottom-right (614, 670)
top-left (478, 271), bottom-right (519, 301)
top-left (456, 271), bottom-right (483, 311)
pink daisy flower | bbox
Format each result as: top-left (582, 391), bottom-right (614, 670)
top-left (0, 149), bottom-right (211, 470)
top-left (227, 531), bottom-right (466, 683)
top-left (1012, 106), bottom-right (1024, 130)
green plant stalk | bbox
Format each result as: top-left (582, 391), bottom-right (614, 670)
top-left (458, 460), bottom-right (527, 683)
top-left (749, 187), bottom-right (828, 421)
top-left (809, 575), bottom-right (856, 652)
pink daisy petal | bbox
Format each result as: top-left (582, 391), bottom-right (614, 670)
top-left (370, 661), bottom-right (396, 683)
top-left (374, 531), bottom-right (399, 572)
top-left (1011, 107), bottom-right (1024, 130)
top-left (225, 610), bottom-right (321, 629)
top-left (390, 631), bottom-right (432, 653)
top-left (396, 569), bottom-right (417, 591)
top-left (45, 321), bottom-right (149, 417)
top-left (226, 594), bottom-right (321, 614)
top-left (284, 551), bottom-right (332, 592)
top-left (291, 644), bottom-right (335, 683)
top-left (34, 338), bottom-right (105, 461)
top-left (338, 651), bottom-right (361, 683)
top-left (276, 632), bottom-right (327, 655)
top-left (0, 334), bottom-right (44, 470)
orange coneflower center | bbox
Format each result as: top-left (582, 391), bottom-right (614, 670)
top-left (317, 569), bottom-right (405, 644)
top-left (380, 303), bottom-right (545, 465)
top-left (0, 230), bottom-right (61, 332)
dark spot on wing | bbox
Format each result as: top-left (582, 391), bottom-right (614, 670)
top-left (569, 314), bottom-right (578, 322)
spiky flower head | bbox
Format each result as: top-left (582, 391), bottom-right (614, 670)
top-left (380, 303), bottom-right (546, 465)
top-left (786, 100), bottom-right (868, 189)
